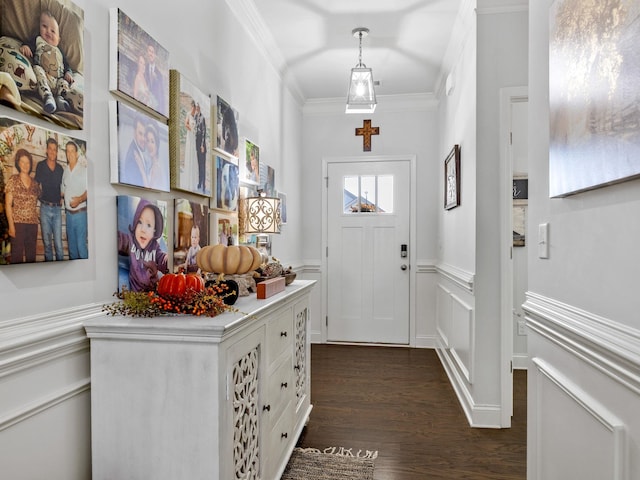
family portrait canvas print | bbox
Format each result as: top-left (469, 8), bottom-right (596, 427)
top-left (169, 71), bottom-right (211, 196)
top-left (0, 118), bottom-right (88, 265)
top-left (116, 195), bottom-right (169, 293)
top-left (0, 0), bottom-right (85, 129)
top-left (110, 101), bottom-right (170, 192)
top-left (109, 8), bottom-right (169, 118)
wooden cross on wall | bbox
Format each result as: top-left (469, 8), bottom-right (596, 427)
top-left (355, 119), bottom-right (380, 152)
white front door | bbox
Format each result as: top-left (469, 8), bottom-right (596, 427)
top-left (326, 159), bottom-right (410, 344)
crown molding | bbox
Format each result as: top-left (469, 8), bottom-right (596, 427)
top-left (476, 0), bottom-right (528, 15)
top-left (225, 0), bottom-right (305, 105)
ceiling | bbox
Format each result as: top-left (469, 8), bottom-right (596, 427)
top-left (245, 0), bottom-right (464, 101)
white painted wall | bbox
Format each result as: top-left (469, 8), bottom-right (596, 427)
top-left (0, 0), bottom-right (304, 320)
top-left (436, 1), bottom-right (528, 426)
top-left (0, 1), bottom-right (304, 477)
top-left (527, 1), bottom-right (640, 477)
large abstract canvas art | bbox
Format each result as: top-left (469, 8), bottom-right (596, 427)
top-left (549, 0), bottom-right (640, 197)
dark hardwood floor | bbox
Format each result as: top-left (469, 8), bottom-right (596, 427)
top-left (296, 344), bottom-right (526, 480)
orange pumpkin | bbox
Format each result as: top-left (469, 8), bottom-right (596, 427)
top-left (196, 245), bottom-right (262, 274)
top-left (157, 273), bottom-right (205, 299)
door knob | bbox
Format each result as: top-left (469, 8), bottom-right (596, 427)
top-left (401, 264), bottom-right (408, 271)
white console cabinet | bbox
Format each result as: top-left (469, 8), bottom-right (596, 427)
top-left (84, 280), bottom-right (314, 480)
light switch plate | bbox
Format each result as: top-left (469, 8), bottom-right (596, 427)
top-left (538, 223), bottom-right (549, 259)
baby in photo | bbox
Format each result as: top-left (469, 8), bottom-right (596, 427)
top-left (20, 10), bottom-right (75, 113)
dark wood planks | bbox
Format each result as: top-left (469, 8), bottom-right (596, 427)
top-left (295, 344), bottom-right (526, 480)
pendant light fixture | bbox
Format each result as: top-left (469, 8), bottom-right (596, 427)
top-left (346, 27), bottom-right (377, 114)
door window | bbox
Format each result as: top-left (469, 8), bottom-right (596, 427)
top-left (342, 174), bottom-right (394, 214)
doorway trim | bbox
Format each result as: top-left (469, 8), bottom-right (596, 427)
top-left (499, 86), bottom-right (528, 427)
top-left (321, 154), bottom-right (417, 345)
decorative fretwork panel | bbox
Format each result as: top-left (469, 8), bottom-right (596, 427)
top-left (294, 307), bottom-right (307, 401)
top-left (232, 347), bottom-right (260, 480)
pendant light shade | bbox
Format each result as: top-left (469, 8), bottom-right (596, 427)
top-left (346, 28), bottom-right (377, 114)
top-left (244, 195), bottom-right (281, 234)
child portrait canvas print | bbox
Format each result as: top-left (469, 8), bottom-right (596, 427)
top-left (0, 0), bottom-right (85, 129)
top-left (173, 198), bottom-right (210, 274)
top-left (116, 195), bottom-right (169, 292)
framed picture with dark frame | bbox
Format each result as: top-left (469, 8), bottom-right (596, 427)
top-left (444, 144), bottom-right (461, 210)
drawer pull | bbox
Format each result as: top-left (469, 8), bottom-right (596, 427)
top-left (263, 404), bottom-right (271, 412)
top-left (294, 365), bottom-right (300, 371)
top-left (281, 382), bottom-right (288, 389)
top-left (280, 331), bottom-right (288, 337)
top-left (281, 432), bottom-right (288, 439)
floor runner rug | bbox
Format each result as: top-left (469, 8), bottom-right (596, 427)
top-left (281, 446), bottom-right (376, 480)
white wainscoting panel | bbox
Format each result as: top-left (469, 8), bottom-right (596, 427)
top-left (532, 358), bottom-right (627, 480)
top-left (0, 304), bottom-right (101, 480)
top-left (415, 261), bottom-right (437, 348)
top-left (525, 292), bottom-right (640, 394)
top-left (450, 294), bottom-right (475, 384)
top-left (434, 264), bottom-right (484, 425)
top-left (525, 292), bottom-right (640, 480)
top-left (436, 284), bottom-right (452, 348)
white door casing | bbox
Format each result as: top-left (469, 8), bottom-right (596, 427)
top-left (499, 86), bottom-right (528, 427)
top-left (325, 158), bottom-right (411, 344)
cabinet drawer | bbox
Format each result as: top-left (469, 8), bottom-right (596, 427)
top-left (263, 356), bottom-right (294, 430)
top-left (265, 307), bottom-right (293, 366)
top-left (264, 402), bottom-right (295, 480)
